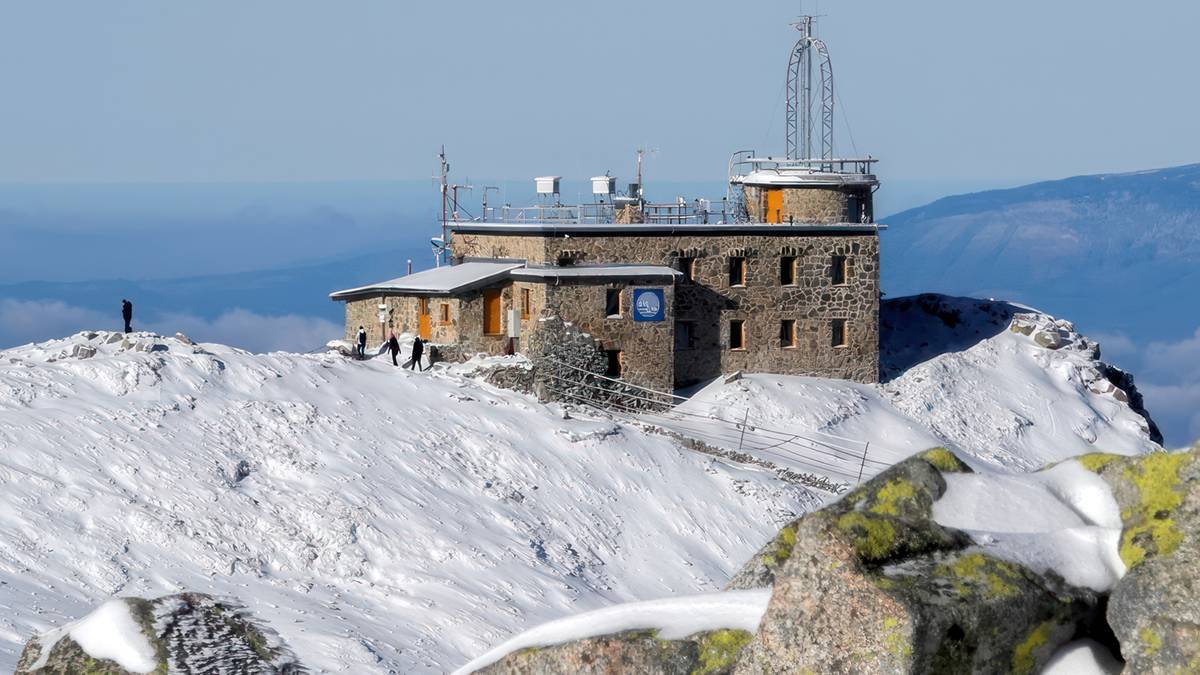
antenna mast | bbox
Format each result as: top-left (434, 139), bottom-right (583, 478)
top-left (437, 146), bottom-right (449, 267)
top-left (785, 16), bottom-right (835, 162)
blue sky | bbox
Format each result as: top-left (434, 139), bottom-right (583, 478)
top-left (2, 0), bottom-right (1198, 187)
top-left (0, 1), bottom-right (1197, 445)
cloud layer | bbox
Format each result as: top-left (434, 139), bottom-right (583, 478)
top-left (0, 298), bottom-right (339, 354)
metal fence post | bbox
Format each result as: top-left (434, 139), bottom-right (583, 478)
top-left (737, 409), bottom-right (749, 452)
top-left (857, 442), bottom-right (870, 484)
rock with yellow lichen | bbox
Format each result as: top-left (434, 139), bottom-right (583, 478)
top-left (731, 449), bottom-right (1092, 675)
top-left (1091, 447), bottom-right (1200, 674)
top-left (475, 628), bottom-right (752, 675)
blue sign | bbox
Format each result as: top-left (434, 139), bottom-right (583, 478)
top-left (632, 288), bottom-right (665, 322)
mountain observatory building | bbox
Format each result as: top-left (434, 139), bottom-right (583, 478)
top-left (331, 19), bottom-right (882, 395)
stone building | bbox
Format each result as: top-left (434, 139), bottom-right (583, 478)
top-left (330, 21), bottom-right (882, 396)
top-left (331, 159), bottom-right (882, 394)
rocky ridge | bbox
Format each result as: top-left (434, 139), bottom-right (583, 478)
top-left (470, 444), bottom-right (1200, 674)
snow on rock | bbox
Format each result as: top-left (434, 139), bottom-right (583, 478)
top-left (26, 599), bottom-right (157, 673)
top-left (452, 588), bottom-right (770, 674)
top-left (933, 459), bottom-right (1127, 591)
top-left (883, 296), bottom-right (1160, 469)
top-left (0, 330), bottom-right (815, 673)
top-left (1042, 638), bottom-right (1124, 675)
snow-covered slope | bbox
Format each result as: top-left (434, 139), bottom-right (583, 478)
top-left (0, 332), bottom-right (815, 672)
top-left (0, 296), bottom-right (1162, 672)
top-left (677, 296), bottom-right (1160, 476)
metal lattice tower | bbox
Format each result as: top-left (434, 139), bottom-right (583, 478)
top-left (785, 17), bottom-right (834, 161)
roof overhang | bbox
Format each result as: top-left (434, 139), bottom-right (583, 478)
top-left (329, 262), bottom-right (523, 300)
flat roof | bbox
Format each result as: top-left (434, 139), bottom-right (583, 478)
top-left (329, 261), bottom-right (522, 299)
top-left (512, 264), bottom-right (681, 281)
top-left (449, 222), bottom-right (884, 236)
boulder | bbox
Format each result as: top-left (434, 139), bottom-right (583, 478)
top-left (326, 339), bottom-right (357, 357)
top-left (69, 344), bottom-right (97, 360)
top-left (1087, 448), bottom-right (1200, 673)
top-left (1033, 330), bottom-right (1063, 349)
top-left (731, 448), bottom-right (1093, 674)
top-left (15, 592), bottom-right (302, 674)
top-left (477, 628), bottom-right (752, 675)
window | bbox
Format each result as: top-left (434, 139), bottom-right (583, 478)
top-left (605, 349), bottom-right (623, 378)
top-left (521, 288), bottom-right (531, 320)
top-left (605, 288), bottom-right (623, 318)
top-left (831, 255), bottom-right (849, 285)
top-left (780, 256), bottom-right (797, 286)
top-left (675, 321), bottom-right (695, 351)
top-left (439, 303), bottom-right (451, 325)
top-left (728, 256), bottom-right (746, 287)
top-left (679, 257), bottom-right (696, 282)
top-left (780, 320), bottom-right (797, 348)
top-left (483, 288), bottom-right (502, 335)
top-left (729, 319), bottom-right (745, 350)
top-left (831, 319), bottom-right (848, 348)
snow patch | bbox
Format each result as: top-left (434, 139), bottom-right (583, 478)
top-left (452, 589), bottom-right (771, 674)
top-left (933, 460), bottom-right (1126, 591)
top-left (30, 599), bottom-right (157, 673)
top-left (1042, 638), bottom-right (1123, 674)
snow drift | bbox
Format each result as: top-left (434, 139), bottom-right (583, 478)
top-left (0, 294), bottom-right (1162, 672)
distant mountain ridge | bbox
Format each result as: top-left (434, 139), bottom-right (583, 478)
top-left (882, 163), bottom-right (1200, 342)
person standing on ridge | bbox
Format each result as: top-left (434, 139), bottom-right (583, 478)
top-left (121, 299), bottom-right (133, 333)
top-left (387, 332), bottom-right (401, 366)
top-left (356, 325), bottom-right (367, 360)
top-left (409, 336), bottom-right (425, 371)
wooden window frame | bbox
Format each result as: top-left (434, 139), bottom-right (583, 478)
top-left (831, 319), bottom-right (848, 348)
top-left (780, 319), bottom-right (797, 348)
top-left (674, 320), bottom-right (696, 351)
top-left (439, 303), bottom-right (451, 325)
top-left (520, 288), bottom-right (531, 320)
top-left (728, 256), bottom-right (747, 287)
top-left (780, 256), bottom-right (797, 286)
top-left (729, 319), bottom-right (746, 351)
top-left (604, 349), bottom-right (623, 378)
top-left (605, 288), bottom-right (623, 319)
top-left (831, 255), bottom-right (849, 286)
top-left (679, 256), bottom-right (697, 282)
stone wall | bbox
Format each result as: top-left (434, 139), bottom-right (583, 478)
top-left (540, 231), bottom-right (879, 384)
top-left (452, 234), bottom-right (549, 263)
top-left (342, 295), bottom-right (463, 347)
top-left (544, 281), bottom-right (676, 393)
top-left (742, 185), bottom-right (873, 224)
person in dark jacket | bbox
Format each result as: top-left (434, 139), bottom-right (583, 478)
top-left (409, 336), bottom-right (425, 371)
top-left (356, 326), bottom-right (367, 360)
top-left (121, 299), bottom-right (133, 333)
top-left (387, 332), bottom-right (401, 366)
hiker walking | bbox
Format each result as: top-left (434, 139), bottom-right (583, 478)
top-left (409, 336), bottom-right (425, 371)
top-left (121, 299), bottom-right (133, 333)
top-left (387, 332), bottom-right (401, 366)
top-left (356, 325), bottom-right (367, 360)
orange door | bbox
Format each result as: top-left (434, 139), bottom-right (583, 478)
top-left (483, 289), bottom-right (502, 335)
top-left (418, 299), bottom-right (431, 339)
top-left (765, 188), bottom-right (783, 223)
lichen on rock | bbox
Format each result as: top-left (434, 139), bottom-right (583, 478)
top-left (729, 449), bottom-right (1092, 674)
top-left (1096, 447), bottom-right (1200, 673)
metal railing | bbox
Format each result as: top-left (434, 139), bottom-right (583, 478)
top-left (539, 357), bottom-right (890, 491)
top-left (478, 199), bottom-right (738, 226)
